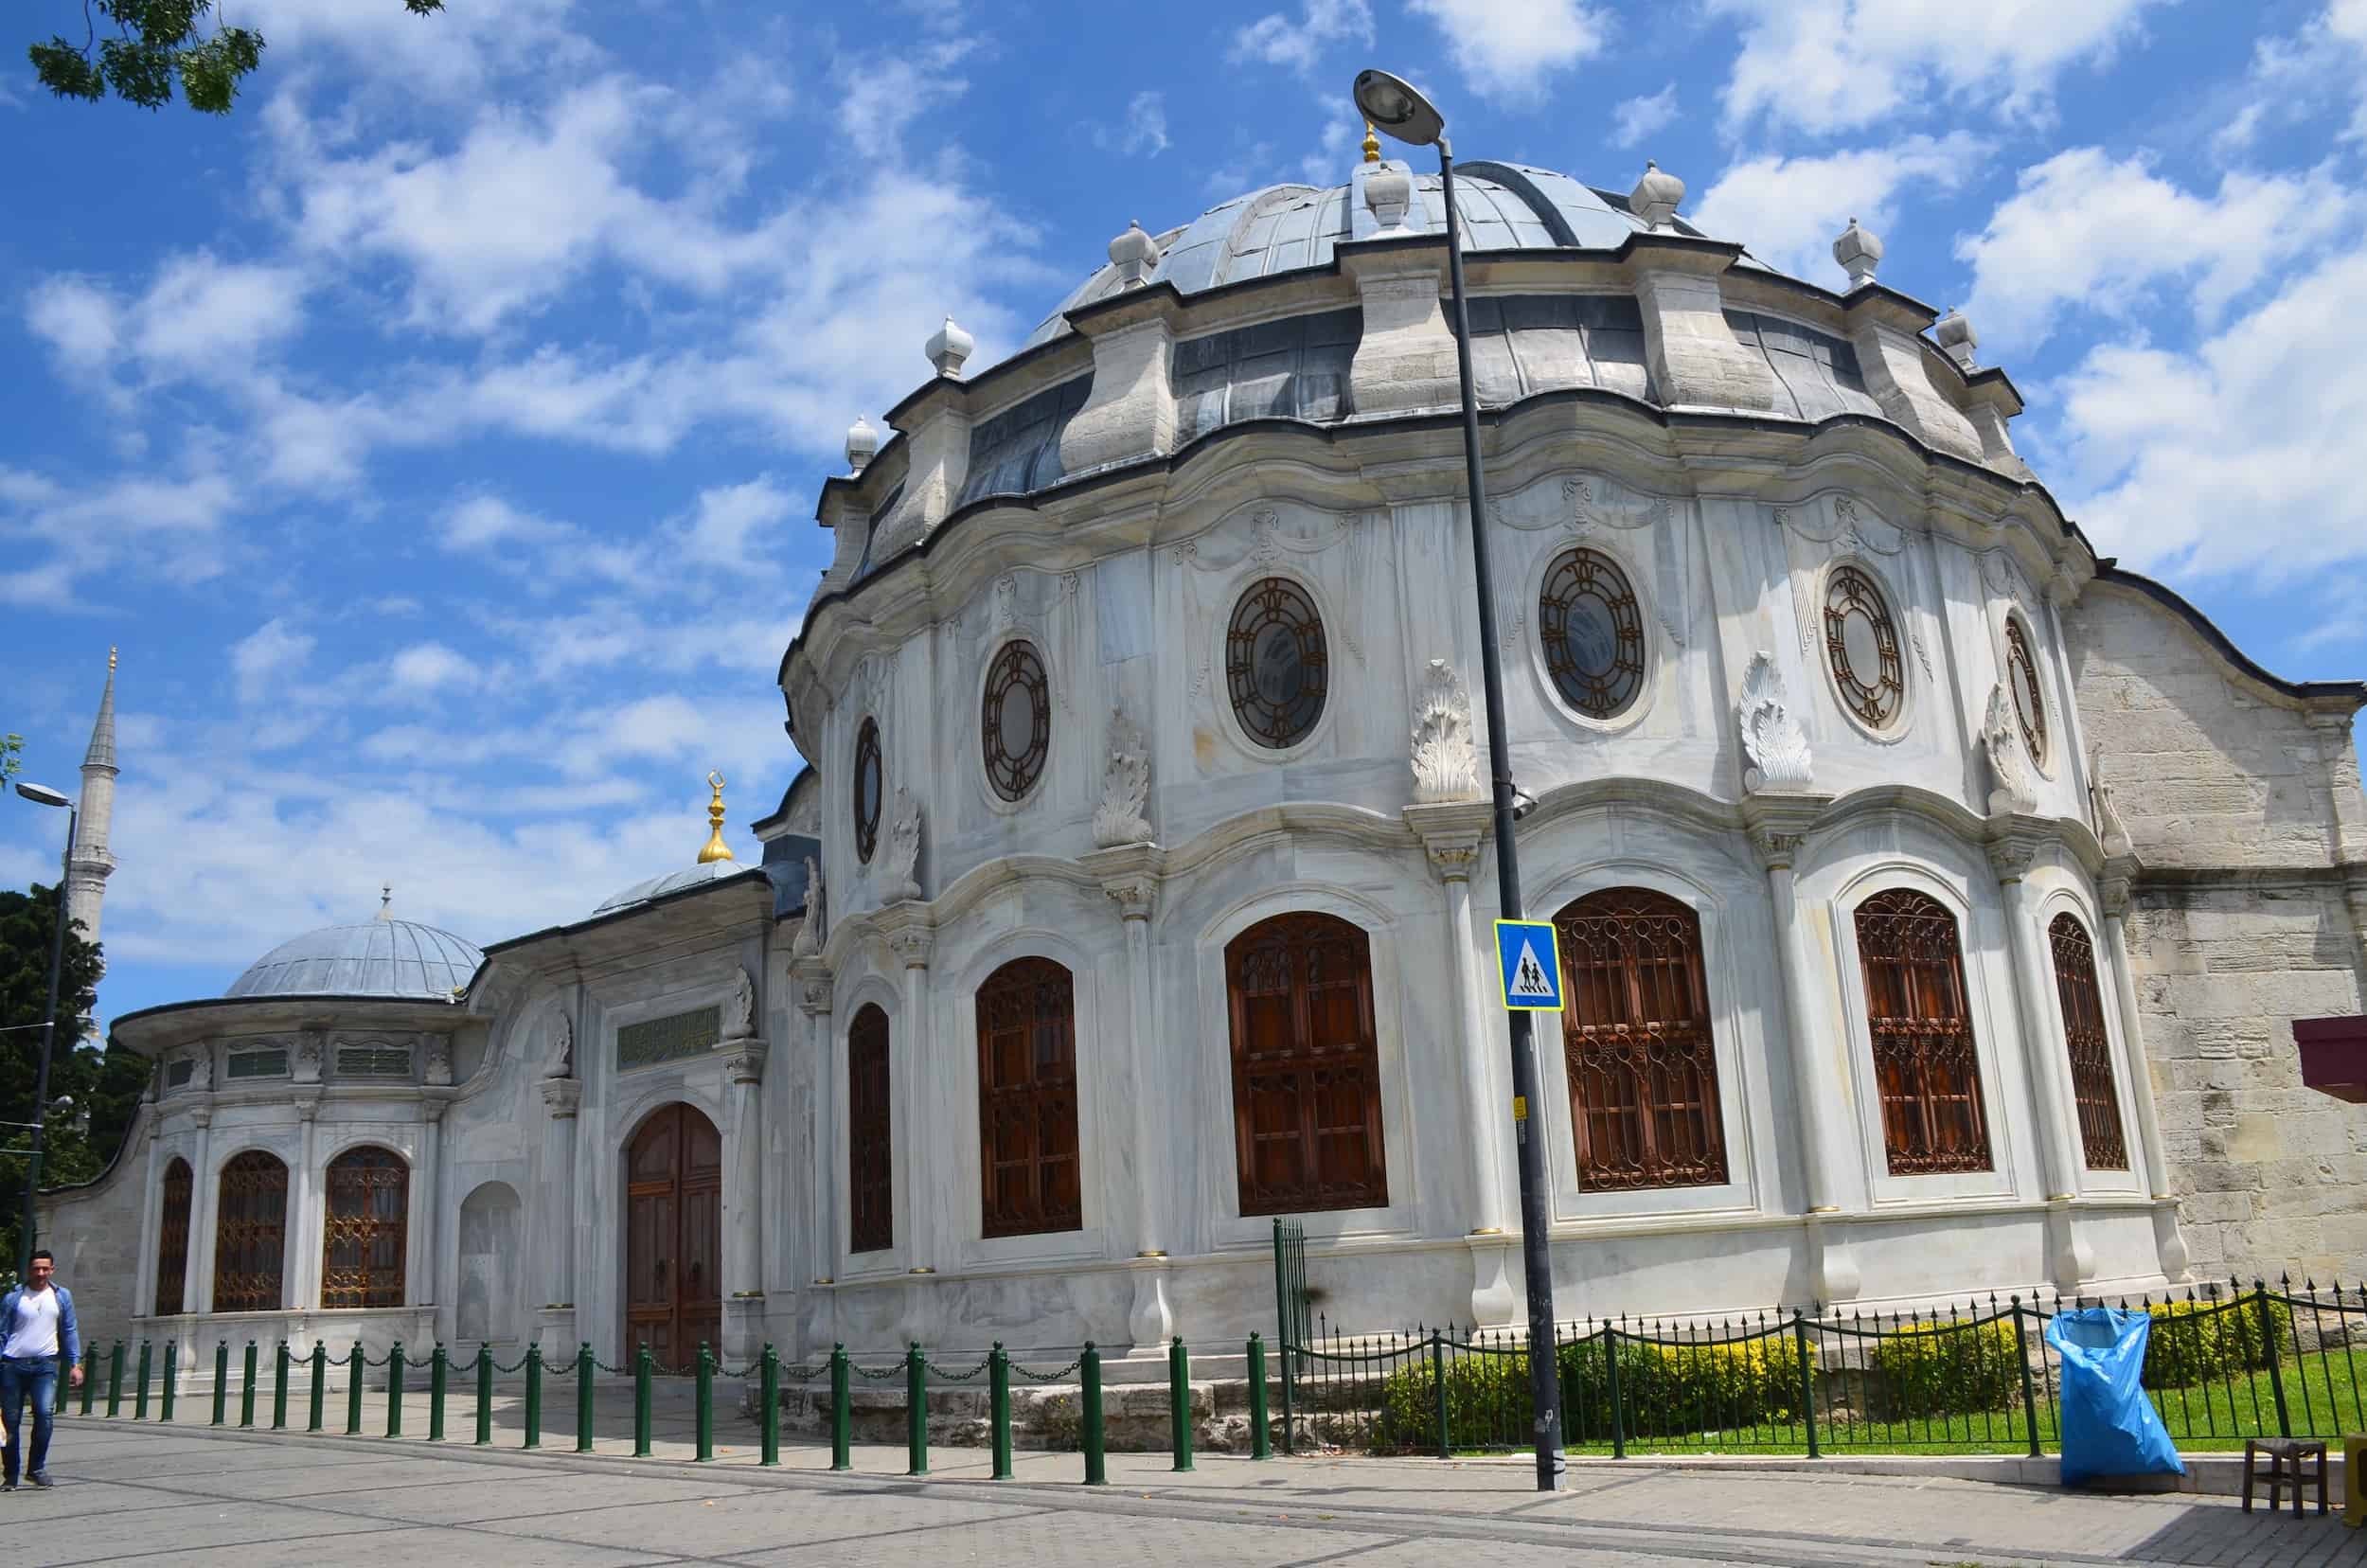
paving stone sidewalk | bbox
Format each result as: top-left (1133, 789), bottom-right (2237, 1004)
top-left (14, 1415), bottom-right (2367, 1567)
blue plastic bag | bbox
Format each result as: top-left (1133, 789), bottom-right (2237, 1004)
top-left (2044, 1306), bottom-right (2185, 1484)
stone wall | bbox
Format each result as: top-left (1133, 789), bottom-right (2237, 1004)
top-left (34, 1105), bottom-right (146, 1344)
top-left (2064, 578), bottom-right (2367, 1284)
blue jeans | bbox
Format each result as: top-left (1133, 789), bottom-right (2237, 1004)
top-left (0, 1355), bottom-right (59, 1482)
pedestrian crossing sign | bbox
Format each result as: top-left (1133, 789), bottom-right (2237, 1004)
top-left (1493, 919), bottom-right (1564, 1011)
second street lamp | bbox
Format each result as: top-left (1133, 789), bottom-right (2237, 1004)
top-left (1353, 66), bottom-right (1566, 1492)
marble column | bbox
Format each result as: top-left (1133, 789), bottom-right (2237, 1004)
top-left (1102, 866), bottom-right (1174, 1350)
top-left (721, 1037), bottom-right (768, 1364)
top-left (1987, 831), bottom-right (2091, 1292)
top-left (133, 1114), bottom-right (163, 1326)
top-left (2100, 867), bottom-right (2190, 1280)
top-left (415, 1103), bottom-right (445, 1310)
top-left (885, 918), bottom-right (937, 1346)
top-left (187, 1107), bottom-right (215, 1315)
top-left (1747, 804), bottom-right (1859, 1303)
top-left (289, 1096), bottom-right (320, 1310)
top-left (537, 1076), bottom-right (581, 1359)
top-left (792, 965), bottom-right (836, 1289)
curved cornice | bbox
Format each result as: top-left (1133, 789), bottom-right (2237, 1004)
top-left (2090, 564), bottom-right (2365, 711)
top-left (108, 993), bottom-right (474, 1058)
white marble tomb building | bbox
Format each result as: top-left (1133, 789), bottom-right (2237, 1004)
top-left (42, 141), bottom-right (2367, 1374)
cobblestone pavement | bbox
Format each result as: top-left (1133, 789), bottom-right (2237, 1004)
top-left (15, 1419), bottom-right (2367, 1567)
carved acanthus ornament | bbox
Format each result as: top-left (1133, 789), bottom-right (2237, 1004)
top-left (424, 1037), bottom-right (454, 1086)
top-left (886, 920), bottom-right (935, 970)
top-left (1982, 683), bottom-right (2038, 815)
top-left (294, 1038), bottom-right (323, 1084)
top-left (724, 1041), bottom-right (768, 1085)
top-left (546, 1012), bottom-right (572, 1078)
top-left (1737, 652), bottom-right (1814, 793)
top-left (881, 787), bottom-right (923, 902)
top-left (1093, 708), bottom-right (1155, 847)
top-left (2088, 746), bottom-right (2134, 860)
top-left (725, 966), bottom-right (757, 1041)
top-left (541, 1077), bottom-right (582, 1119)
top-left (792, 855), bottom-right (825, 957)
top-left (1410, 659), bottom-right (1481, 804)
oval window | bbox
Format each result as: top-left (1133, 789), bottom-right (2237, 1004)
top-left (982, 640), bottom-right (1051, 801)
top-left (2004, 616), bottom-right (2047, 767)
top-left (1539, 547), bottom-right (1646, 720)
top-left (852, 717), bottom-right (883, 863)
top-left (1824, 565), bottom-right (1905, 728)
top-left (1226, 577), bottom-right (1329, 749)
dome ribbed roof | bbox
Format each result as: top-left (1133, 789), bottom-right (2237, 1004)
top-left (225, 918), bottom-right (483, 1000)
top-left (593, 859), bottom-right (764, 916)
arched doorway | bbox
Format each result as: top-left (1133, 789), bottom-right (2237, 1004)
top-left (624, 1103), bottom-right (721, 1368)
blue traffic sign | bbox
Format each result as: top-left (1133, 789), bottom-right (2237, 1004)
top-left (1493, 919), bottom-right (1564, 1011)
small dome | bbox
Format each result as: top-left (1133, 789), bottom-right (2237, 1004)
top-left (226, 918), bottom-right (483, 1000)
top-left (593, 859), bottom-right (764, 917)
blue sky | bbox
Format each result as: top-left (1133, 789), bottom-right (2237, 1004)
top-left (4, 0), bottom-right (2364, 1026)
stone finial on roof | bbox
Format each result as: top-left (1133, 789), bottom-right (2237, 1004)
top-left (1109, 219), bottom-right (1158, 289)
top-left (1629, 160), bottom-right (1684, 230)
top-left (845, 414), bottom-right (878, 473)
top-left (1934, 306), bottom-right (1978, 370)
top-left (925, 314), bottom-right (973, 379)
top-left (1833, 216), bottom-right (1883, 291)
top-left (1363, 157), bottom-right (1412, 232)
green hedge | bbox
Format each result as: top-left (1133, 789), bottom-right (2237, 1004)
top-left (2141, 1297), bottom-right (2291, 1389)
top-left (1374, 1334), bottom-right (1809, 1450)
top-left (1863, 1318), bottom-right (2020, 1417)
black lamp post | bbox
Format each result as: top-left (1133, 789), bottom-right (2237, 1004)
top-left (1353, 67), bottom-right (1565, 1492)
top-left (12, 779), bottom-right (75, 1279)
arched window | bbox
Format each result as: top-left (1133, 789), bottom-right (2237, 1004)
top-left (212, 1150), bottom-right (289, 1313)
top-left (2049, 914), bottom-right (2129, 1170)
top-left (1554, 889), bottom-right (1727, 1190)
top-left (1854, 889), bottom-right (1991, 1174)
top-left (976, 958), bottom-right (1081, 1238)
top-left (153, 1157), bottom-right (192, 1316)
top-left (1225, 912), bottom-right (1388, 1215)
top-left (322, 1146), bottom-right (409, 1309)
top-left (847, 1005), bottom-right (894, 1253)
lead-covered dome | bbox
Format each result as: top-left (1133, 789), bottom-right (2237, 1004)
top-left (226, 916), bottom-right (484, 1000)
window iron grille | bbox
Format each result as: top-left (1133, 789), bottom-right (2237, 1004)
top-left (1225, 577), bottom-right (1329, 749)
top-left (847, 1005), bottom-right (894, 1253)
top-left (852, 717), bottom-right (883, 863)
top-left (1539, 547), bottom-right (1646, 721)
top-left (981, 640), bottom-right (1052, 802)
top-left (1855, 888), bottom-right (1992, 1175)
top-left (321, 1146), bottom-right (408, 1310)
top-left (976, 957), bottom-right (1082, 1238)
top-left (1825, 564), bottom-right (1906, 727)
top-left (212, 1149), bottom-right (289, 1313)
top-left (2049, 913), bottom-right (2129, 1170)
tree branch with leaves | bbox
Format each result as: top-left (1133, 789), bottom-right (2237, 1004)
top-left (30, 0), bottom-right (444, 115)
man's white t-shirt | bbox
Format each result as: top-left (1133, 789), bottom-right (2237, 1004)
top-left (1, 1287), bottom-right (62, 1360)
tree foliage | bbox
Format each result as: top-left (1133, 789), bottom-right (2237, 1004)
top-left (1, 882), bottom-right (148, 1272)
top-left (30, 0), bottom-right (444, 115)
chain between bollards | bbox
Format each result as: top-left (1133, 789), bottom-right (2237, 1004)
top-left (1247, 1333), bottom-right (1271, 1461)
top-left (308, 1341), bottom-right (324, 1433)
top-left (632, 1344), bottom-right (652, 1457)
top-left (759, 1344), bottom-right (780, 1468)
top-left (161, 1341), bottom-right (177, 1424)
top-left (429, 1344), bottom-right (448, 1442)
top-left (522, 1345), bottom-right (543, 1450)
top-left (577, 1343), bottom-right (596, 1454)
top-left (695, 1343), bottom-right (715, 1463)
top-left (475, 1344), bottom-right (494, 1446)
top-left (829, 1345), bottom-right (851, 1470)
top-left (904, 1342), bottom-right (928, 1476)
top-left (1079, 1341), bottom-right (1106, 1487)
top-left (989, 1343), bottom-right (1013, 1480)
top-left (238, 1340), bottom-right (256, 1428)
top-left (386, 1342), bottom-right (406, 1438)
top-left (1168, 1336), bottom-right (1194, 1472)
top-left (108, 1339), bottom-right (126, 1417)
top-left (134, 1340), bottom-right (151, 1420)
top-left (345, 1340), bottom-right (364, 1434)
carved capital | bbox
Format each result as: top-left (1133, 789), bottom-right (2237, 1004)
top-left (1740, 793), bottom-right (1829, 871)
top-left (541, 1077), bottom-right (583, 1119)
top-left (1403, 800), bottom-right (1492, 882)
top-left (293, 1088), bottom-right (322, 1125)
top-left (187, 1105), bottom-right (213, 1131)
top-left (2099, 866), bottom-right (2136, 919)
top-left (1102, 875), bottom-right (1158, 923)
top-left (1984, 822), bottom-right (2051, 884)
top-left (886, 920), bottom-right (935, 970)
top-left (724, 1042), bottom-right (768, 1086)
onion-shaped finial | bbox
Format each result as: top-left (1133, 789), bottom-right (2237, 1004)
top-left (1629, 159), bottom-right (1684, 229)
top-left (845, 414), bottom-right (879, 473)
top-left (1109, 219), bottom-right (1158, 289)
top-left (1933, 306), bottom-right (1977, 370)
top-left (925, 314), bottom-right (974, 379)
top-left (1833, 216), bottom-right (1884, 291)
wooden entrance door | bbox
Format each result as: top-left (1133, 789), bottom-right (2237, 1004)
top-left (624, 1103), bottom-right (722, 1370)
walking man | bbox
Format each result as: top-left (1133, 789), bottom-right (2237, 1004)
top-left (1, 1250), bottom-right (84, 1490)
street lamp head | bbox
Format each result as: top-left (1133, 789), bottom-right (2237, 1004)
top-left (1352, 69), bottom-right (1445, 148)
top-left (13, 781), bottom-right (69, 809)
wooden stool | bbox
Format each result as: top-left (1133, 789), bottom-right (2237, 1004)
top-left (2244, 1436), bottom-right (2329, 1516)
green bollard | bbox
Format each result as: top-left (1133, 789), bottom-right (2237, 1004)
top-left (80, 1343), bottom-right (98, 1417)
top-left (989, 1343), bottom-right (1013, 1481)
top-left (828, 1344), bottom-right (851, 1471)
top-left (474, 1345), bottom-right (493, 1447)
top-left (135, 1341), bottom-right (152, 1420)
top-left (108, 1340), bottom-right (126, 1417)
top-left (1168, 1336), bottom-right (1194, 1472)
top-left (308, 1342), bottom-right (325, 1433)
top-left (161, 1342), bottom-right (178, 1424)
top-left (1079, 1341), bottom-right (1107, 1487)
top-left (386, 1342), bottom-right (405, 1438)
top-left (632, 1344), bottom-right (652, 1458)
top-left (904, 1343), bottom-right (927, 1477)
top-left (238, 1341), bottom-right (256, 1427)
top-left (211, 1341), bottom-right (229, 1426)
top-left (272, 1342), bottom-right (289, 1430)
top-left (758, 1344), bottom-right (780, 1468)
top-left (429, 1344), bottom-right (448, 1442)
top-left (1247, 1333), bottom-right (1271, 1461)
top-left (346, 1342), bottom-right (364, 1434)
top-left (576, 1343), bottom-right (595, 1454)
top-left (695, 1343), bottom-right (715, 1464)
top-left (522, 1345), bottom-right (542, 1450)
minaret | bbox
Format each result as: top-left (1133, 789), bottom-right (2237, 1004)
top-left (64, 648), bottom-right (118, 954)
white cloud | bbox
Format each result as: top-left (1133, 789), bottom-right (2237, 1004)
top-left (1230, 0), bottom-right (1374, 75)
top-left (231, 619), bottom-right (315, 704)
top-left (1692, 133), bottom-right (1988, 284)
top-left (1406, 0), bottom-right (1608, 99)
top-left (0, 470), bottom-right (240, 604)
top-left (438, 494), bottom-right (567, 552)
top-left (834, 39), bottom-right (973, 159)
top-left (1611, 83), bottom-right (1678, 151)
top-left (1709, 0), bottom-right (2169, 136)
top-left (2211, 4), bottom-right (2367, 152)
top-left (682, 475), bottom-right (798, 578)
top-left (24, 278), bottom-right (119, 383)
top-left (388, 642), bottom-right (474, 694)
top-left (2054, 247), bottom-right (2367, 583)
top-left (1958, 150), bottom-right (2360, 354)
top-left (1103, 90), bottom-right (1170, 157)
